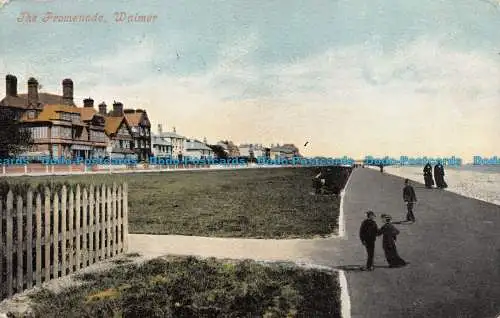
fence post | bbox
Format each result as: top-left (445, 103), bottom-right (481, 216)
top-left (75, 185), bottom-right (81, 270)
top-left (89, 185), bottom-right (95, 265)
top-left (16, 196), bottom-right (24, 293)
top-left (52, 191), bottom-right (59, 279)
top-left (112, 183), bottom-right (117, 256)
top-left (35, 193), bottom-right (42, 287)
top-left (68, 188), bottom-right (74, 274)
top-left (6, 191), bottom-right (13, 297)
top-left (60, 186), bottom-right (67, 276)
top-left (44, 187), bottom-right (51, 282)
top-left (123, 183), bottom-right (128, 252)
top-left (82, 188), bottom-right (88, 267)
top-left (106, 185), bottom-right (111, 258)
top-left (100, 185), bottom-right (106, 261)
top-left (117, 184), bottom-right (122, 254)
top-left (94, 185), bottom-right (101, 262)
top-left (26, 190), bottom-right (33, 289)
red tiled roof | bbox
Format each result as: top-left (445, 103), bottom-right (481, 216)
top-left (104, 116), bottom-right (125, 135)
top-left (20, 104), bottom-right (81, 123)
top-left (124, 112), bottom-right (143, 126)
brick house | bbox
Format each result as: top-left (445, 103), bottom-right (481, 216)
top-left (0, 74), bottom-right (106, 159)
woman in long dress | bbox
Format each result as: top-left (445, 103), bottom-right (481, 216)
top-left (377, 215), bottom-right (407, 268)
top-left (423, 163), bottom-right (434, 188)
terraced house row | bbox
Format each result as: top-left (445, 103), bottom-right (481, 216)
top-left (0, 74), bottom-right (152, 161)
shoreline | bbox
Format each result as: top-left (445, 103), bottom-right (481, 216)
top-left (383, 165), bottom-right (500, 206)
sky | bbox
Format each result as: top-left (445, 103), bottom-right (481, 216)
top-left (1, 0), bottom-right (500, 160)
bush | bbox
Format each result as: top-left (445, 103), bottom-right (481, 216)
top-left (27, 257), bottom-right (341, 318)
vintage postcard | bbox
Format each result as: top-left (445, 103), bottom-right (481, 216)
top-left (0, 0), bottom-right (499, 317)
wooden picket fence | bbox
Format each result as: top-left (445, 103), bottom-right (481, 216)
top-left (0, 183), bottom-right (129, 300)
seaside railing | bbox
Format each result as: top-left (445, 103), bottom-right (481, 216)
top-left (0, 183), bottom-right (129, 300)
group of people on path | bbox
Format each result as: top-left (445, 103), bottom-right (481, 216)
top-left (359, 178), bottom-right (418, 270)
top-left (359, 211), bottom-right (408, 271)
top-left (423, 162), bottom-right (448, 189)
top-left (359, 163), bottom-right (450, 270)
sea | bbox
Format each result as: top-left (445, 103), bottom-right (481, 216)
top-left (383, 165), bottom-right (500, 206)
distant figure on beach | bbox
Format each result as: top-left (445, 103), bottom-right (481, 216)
top-left (434, 162), bottom-right (448, 189)
top-left (378, 214), bottom-right (407, 268)
top-left (423, 163), bottom-right (434, 188)
top-left (359, 211), bottom-right (378, 271)
top-left (403, 179), bottom-right (417, 222)
top-left (379, 164), bottom-right (384, 173)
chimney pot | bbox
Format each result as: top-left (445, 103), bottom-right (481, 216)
top-left (27, 77), bottom-right (39, 106)
top-left (98, 102), bottom-right (107, 115)
top-left (62, 78), bottom-right (74, 105)
top-left (5, 74), bottom-right (18, 97)
top-left (83, 98), bottom-right (94, 108)
top-left (113, 101), bottom-right (124, 116)
top-left (158, 124), bottom-right (163, 134)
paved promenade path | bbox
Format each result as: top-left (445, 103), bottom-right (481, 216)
top-left (129, 167), bottom-right (500, 318)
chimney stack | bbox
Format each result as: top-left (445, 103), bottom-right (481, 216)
top-left (5, 74), bottom-right (18, 97)
top-left (83, 98), bottom-right (94, 108)
top-left (62, 78), bottom-right (74, 105)
top-left (158, 124), bottom-right (163, 134)
top-left (98, 102), bottom-right (107, 115)
top-left (27, 77), bottom-right (39, 106)
top-left (112, 101), bottom-right (123, 116)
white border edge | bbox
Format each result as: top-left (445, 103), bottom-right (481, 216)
top-left (338, 169), bottom-right (353, 238)
top-left (339, 270), bottom-right (352, 318)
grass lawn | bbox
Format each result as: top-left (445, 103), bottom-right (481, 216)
top-left (3, 166), bottom-right (351, 238)
top-left (26, 255), bottom-right (341, 318)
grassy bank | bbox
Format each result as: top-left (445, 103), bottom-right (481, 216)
top-left (3, 166), bottom-right (351, 238)
top-left (25, 255), bottom-right (340, 318)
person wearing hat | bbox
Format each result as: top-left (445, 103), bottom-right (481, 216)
top-left (377, 214), bottom-right (407, 268)
top-left (403, 179), bottom-right (417, 222)
top-left (359, 211), bottom-right (378, 271)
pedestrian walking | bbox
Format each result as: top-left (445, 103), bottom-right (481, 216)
top-left (403, 179), bottom-right (417, 222)
top-left (378, 214), bottom-right (407, 268)
top-left (423, 162), bottom-right (434, 188)
top-left (359, 211), bottom-right (378, 271)
top-left (434, 162), bottom-right (448, 189)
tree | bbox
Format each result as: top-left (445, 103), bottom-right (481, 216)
top-left (208, 144), bottom-right (228, 159)
top-left (0, 108), bottom-right (33, 158)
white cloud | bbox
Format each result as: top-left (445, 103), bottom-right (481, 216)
top-left (1, 33), bottom-right (499, 158)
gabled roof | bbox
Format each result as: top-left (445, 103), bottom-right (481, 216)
top-left (104, 116), bottom-right (126, 135)
top-left (124, 113), bottom-right (142, 126)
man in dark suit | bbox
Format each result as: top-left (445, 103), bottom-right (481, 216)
top-left (403, 179), bottom-right (417, 222)
top-left (359, 211), bottom-right (378, 271)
